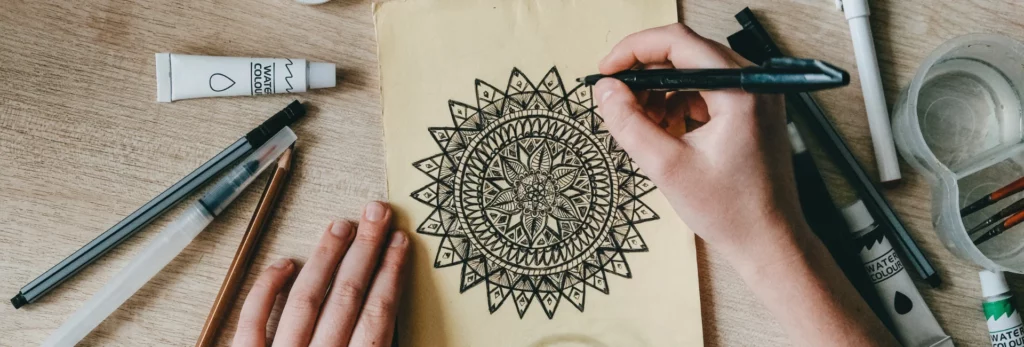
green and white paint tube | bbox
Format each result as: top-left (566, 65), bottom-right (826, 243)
top-left (981, 270), bottom-right (1023, 347)
top-left (841, 200), bottom-right (953, 347)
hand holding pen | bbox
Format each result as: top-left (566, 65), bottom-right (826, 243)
top-left (593, 23), bottom-right (797, 261)
top-left (591, 23), bottom-right (898, 346)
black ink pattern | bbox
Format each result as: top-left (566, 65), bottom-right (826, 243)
top-left (410, 67), bottom-right (660, 319)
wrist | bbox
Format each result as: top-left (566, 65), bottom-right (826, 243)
top-left (714, 212), bottom-right (816, 279)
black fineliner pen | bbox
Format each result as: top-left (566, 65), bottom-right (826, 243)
top-left (10, 101), bottom-right (306, 309)
top-left (577, 57), bottom-right (850, 93)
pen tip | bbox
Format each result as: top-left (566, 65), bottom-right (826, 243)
top-left (575, 77), bottom-right (582, 83)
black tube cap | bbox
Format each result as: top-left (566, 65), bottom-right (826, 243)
top-left (245, 101), bottom-right (307, 147)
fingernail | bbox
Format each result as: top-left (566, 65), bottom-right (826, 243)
top-left (330, 220), bottom-right (352, 238)
top-left (364, 201), bottom-right (386, 222)
top-left (600, 89), bottom-right (614, 104)
top-left (271, 258), bottom-right (292, 269)
top-left (390, 232), bottom-right (406, 248)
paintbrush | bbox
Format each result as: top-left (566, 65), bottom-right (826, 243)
top-left (961, 176), bottom-right (1024, 217)
top-left (967, 197), bottom-right (1024, 235)
top-left (974, 209), bottom-right (1024, 245)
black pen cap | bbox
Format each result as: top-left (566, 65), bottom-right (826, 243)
top-left (246, 101), bottom-right (306, 147)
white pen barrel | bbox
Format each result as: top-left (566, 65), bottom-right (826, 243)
top-left (41, 205), bottom-right (214, 347)
top-left (848, 16), bottom-right (902, 182)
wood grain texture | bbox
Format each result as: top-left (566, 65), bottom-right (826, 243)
top-left (0, 0), bottom-right (1020, 346)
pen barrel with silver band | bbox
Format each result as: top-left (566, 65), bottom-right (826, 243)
top-left (580, 58), bottom-right (850, 93)
top-left (617, 70), bottom-right (741, 90)
top-left (10, 138), bottom-right (249, 309)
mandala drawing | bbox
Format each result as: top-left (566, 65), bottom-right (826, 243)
top-left (410, 67), bottom-right (660, 319)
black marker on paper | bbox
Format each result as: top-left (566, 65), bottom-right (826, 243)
top-left (841, 201), bottom-right (953, 347)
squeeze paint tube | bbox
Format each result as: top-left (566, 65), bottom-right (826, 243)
top-left (841, 200), bottom-right (953, 347)
top-left (981, 270), bottom-right (1024, 347)
top-left (155, 53), bottom-right (336, 102)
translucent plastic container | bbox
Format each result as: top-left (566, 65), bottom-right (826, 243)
top-left (893, 34), bottom-right (1024, 271)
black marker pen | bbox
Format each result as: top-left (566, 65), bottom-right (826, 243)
top-left (577, 57), bottom-right (849, 93)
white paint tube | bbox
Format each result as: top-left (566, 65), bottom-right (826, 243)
top-left (981, 270), bottom-right (1024, 347)
top-left (841, 200), bottom-right (953, 347)
top-left (155, 53), bottom-right (336, 102)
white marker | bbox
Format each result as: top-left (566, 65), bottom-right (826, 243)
top-left (981, 270), bottom-right (1024, 347)
top-left (836, 0), bottom-right (902, 183)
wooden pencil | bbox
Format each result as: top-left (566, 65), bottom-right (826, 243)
top-left (195, 148), bottom-right (294, 347)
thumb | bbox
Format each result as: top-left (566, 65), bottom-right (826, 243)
top-left (594, 78), bottom-right (688, 179)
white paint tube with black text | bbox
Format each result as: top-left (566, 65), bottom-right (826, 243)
top-left (154, 53), bottom-right (336, 102)
top-left (841, 200), bottom-right (953, 347)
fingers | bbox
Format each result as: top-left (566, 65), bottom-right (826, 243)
top-left (598, 23), bottom-right (757, 117)
top-left (348, 232), bottom-right (410, 346)
top-left (599, 23), bottom-right (738, 74)
top-left (644, 90), bottom-right (667, 125)
top-left (666, 91), bottom-right (710, 124)
top-left (309, 201), bottom-right (393, 346)
top-left (273, 221), bottom-right (356, 346)
top-left (706, 39), bottom-right (756, 67)
top-left (233, 259), bottom-right (296, 347)
top-left (594, 78), bottom-right (689, 182)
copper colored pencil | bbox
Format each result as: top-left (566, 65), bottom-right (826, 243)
top-left (195, 148), bottom-right (294, 347)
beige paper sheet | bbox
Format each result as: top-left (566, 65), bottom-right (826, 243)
top-left (374, 1), bottom-right (701, 345)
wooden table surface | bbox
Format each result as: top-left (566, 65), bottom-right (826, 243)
top-left (1, 0), bottom-right (1022, 346)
